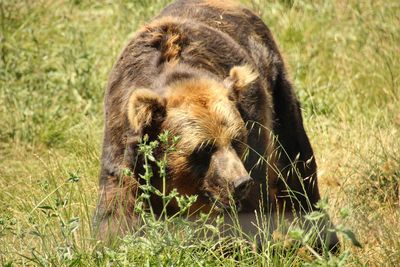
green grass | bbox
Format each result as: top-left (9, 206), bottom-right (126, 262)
top-left (1, 0), bottom-right (399, 265)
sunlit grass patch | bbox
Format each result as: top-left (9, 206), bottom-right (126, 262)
top-left (1, 0), bottom-right (399, 265)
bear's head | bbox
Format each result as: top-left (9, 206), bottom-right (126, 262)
top-left (127, 65), bottom-right (258, 214)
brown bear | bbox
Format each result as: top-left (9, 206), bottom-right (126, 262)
top-left (94, 0), bottom-right (339, 250)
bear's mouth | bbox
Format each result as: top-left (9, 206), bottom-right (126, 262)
top-left (203, 192), bottom-right (243, 213)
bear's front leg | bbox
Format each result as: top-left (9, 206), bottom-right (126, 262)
top-left (93, 173), bottom-right (139, 242)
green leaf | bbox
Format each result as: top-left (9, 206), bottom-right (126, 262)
top-left (147, 155), bottom-right (156, 162)
top-left (339, 207), bottom-right (350, 219)
top-left (38, 205), bottom-right (54, 210)
top-left (315, 198), bottom-right (329, 210)
top-left (67, 217), bottom-right (80, 233)
top-left (304, 211), bottom-right (325, 221)
top-left (288, 229), bottom-right (304, 240)
top-left (121, 168), bottom-right (133, 176)
top-left (140, 185), bottom-right (154, 193)
top-left (341, 229), bottom-right (362, 248)
top-left (67, 172), bottom-right (80, 183)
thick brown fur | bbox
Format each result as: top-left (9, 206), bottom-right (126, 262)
top-left (94, 0), bottom-right (339, 250)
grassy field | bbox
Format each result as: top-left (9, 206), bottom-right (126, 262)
top-left (1, 0), bottom-right (399, 265)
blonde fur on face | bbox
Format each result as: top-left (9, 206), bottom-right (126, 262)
top-left (127, 65), bottom-right (256, 149)
top-left (163, 77), bottom-right (247, 153)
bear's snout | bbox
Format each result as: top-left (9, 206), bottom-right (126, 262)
top-left (233, 175), bottom-right (253, 200)
top-left (202, 146), bottom-right (254, 207)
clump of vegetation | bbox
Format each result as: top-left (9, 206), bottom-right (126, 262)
top-left (1, 0), bottom-right (399, 265)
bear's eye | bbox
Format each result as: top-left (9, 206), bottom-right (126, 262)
top-left (188, 143), bottom-right (216, 176)
top-left (232, 138), bottom-right (247, 158)
top-left (192, 143), bottom-right (217, 161)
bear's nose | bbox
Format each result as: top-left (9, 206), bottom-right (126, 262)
top-left (233, 176), bottom-right (253, 199)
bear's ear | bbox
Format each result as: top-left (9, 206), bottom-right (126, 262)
top-left (223, 65), bottom-right (258, 99)
top-left (127, 89), bottom-right (166, 134)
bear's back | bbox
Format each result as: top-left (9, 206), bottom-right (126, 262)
top-left (159, 0), bottom-right (280, 54)
top-left (108, 0), bottom-right (282, 97)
